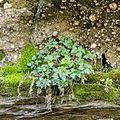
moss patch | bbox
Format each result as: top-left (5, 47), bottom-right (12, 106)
top-left (74, 83), bottom-right (117, 102)
top-left (1, 42), bottom-right (37, 75)
top-left (0, 74), bottom-right (36, 96)
top-left (0, 42), bottom-right (38, 96)
top-left (88, 68), bottom-right (120, 88)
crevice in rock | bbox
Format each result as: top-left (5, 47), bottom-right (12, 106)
top-left (101, 52), bottom-right (111, 68)
top-left (0, 50), bottom-right (5, 61)
top-left (33, 0), bottom-right (39, 18)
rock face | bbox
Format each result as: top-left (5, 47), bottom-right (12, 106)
top-left (0, 0), bottom-right (120, 66)
top-left (0, 0), bottom-right (35, 63)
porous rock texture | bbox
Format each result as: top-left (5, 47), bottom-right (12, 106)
top-left (0, 0), bottom-right (120, 66)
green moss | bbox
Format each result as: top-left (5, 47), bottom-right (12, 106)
top-left (17, 42), bottom-right (38, 73)
top-left (74, 83), bottom-right (117, 102)
top-left (88, 68), bottom-right (120, 88)
top-left (0, 73), bottom-right (23, 96)
top-left (2, 42), bottom-right (37, 76)
top-left (0, 42), bottom-right (38, 96)
top-left (0, 73), bottom-right (37, 96)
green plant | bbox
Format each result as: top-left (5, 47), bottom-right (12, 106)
top-left (27, 36), bottom-right (96, 109)
top-left (2, 43), bottom-right (37, 76)
top-left (0, 43), bottom-right (37, 96)
top-left (105, 78), bottom-right (113, 86)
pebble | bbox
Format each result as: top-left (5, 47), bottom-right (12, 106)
top-left (109, 3), bottom-right (117, 10)
top-left (0, 61), bottom-right (5, 67)
top-left (4, 2), bottom-right (12, 9)
top-left (52, 31), bottom-right (58, 37)
top-left (11, 44), bottom-right (15, 49)
top-left (59, 11), bottom-right (64, 14)
top-left (116, 48), bottom-right (120, 52)
top-left (90, 43), bottom-right (97, 49)
top-left (70, 0), bottom-right (75, 2)
top-left (74, 21), bottom-right (80, 26)
top-left (116, 20), bottom-right (120, 26)
top-left (62, 0), bottom-right (66, 2)
top-left (89, 14), bottom-right (96, 22)
top-left (0, 0), bottom-right (4, 3)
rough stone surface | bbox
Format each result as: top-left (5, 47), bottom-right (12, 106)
top-left (0, 7), bottom-right (34, 62)
top-left (32, 0), bottom-right (120, 67)
top-left (0, 0), bottom-right (120, 67)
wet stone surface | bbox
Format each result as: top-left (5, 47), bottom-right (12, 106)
top-left (0, 96), bottom-right (120, 120)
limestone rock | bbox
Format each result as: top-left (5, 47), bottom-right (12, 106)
top-left (90, 43), bottom-right (97, 49)
top-left (74, 21), bottom-right (80, 26)
top-left (52, 31), bottom-right (58, 37)
top-left (62, 0), bottom-right (66, 2)
top-left (4, 2), bottom-right (12, 9)
top-left (0, 0), bottom-right (4, 3)
top-left (70, 0), bottom-right (75, 2)
top-left (109, 3), bottom-right (117, 10)
top-left (0, 8), bottom-right (34, 60)
top-left (89, 14), bottom-right (96, 22)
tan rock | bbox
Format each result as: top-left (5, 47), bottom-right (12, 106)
top-left (109, 3), bottom-right (117, 10)
top-left (62, 0), bottom-right (67, 2)
top-left (4, 2), bottom-right (12, 9)
top-left (74, 21), bottom-right (80, 26)
top-left (0, 0), bottom-right (4, 3)
top-left (89, 14), bottom-right (96, 22)
top-left (90, 43), bottom-right (97, 49)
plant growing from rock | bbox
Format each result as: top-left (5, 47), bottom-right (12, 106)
top-left (27, 36), bottom-right (96, 110)
top-left (104, 78), bottom-right (113, 93)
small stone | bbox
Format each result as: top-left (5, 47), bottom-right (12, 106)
top-left (106, 8), bottom-right (110, 13)
top-left (116, 20), bottom-right (120, 26)
top-left (42, 14), bottom-right (45, 17)
top-left (70, 0), bottom-right (75, 2)
top-left (60, 6), bottom-right (66, 9)
top-left (62, 0), bottom-right (66, 2)
top-left (111, 32), bottom-right (116, 35)
top-left (90, 43), bottom-right (97, 49)
top-left (52, 31), bottom-right (58, 37)
top-left (74, 21), bottom-right (80, 26)
top-left (11, 44), bottom-right (15, 49)
top-left (109, 3), bottom-right (117, 10)
top-left (69, 28), bottom-right (74, 31)
top-left (0, 61), bottom-right (5, 67)
top-left (5, 55), bottom-right (12, 62)
top-left (0, 0), bottom-right (4, 3)
top-left (89, 14), bottom-right (96, 22)
top-left (59, 11), bottom-right (64, 14)
top-left (4, 2), bottom-right (12, 9)
top-left (116, 48), bottom-right (120, 52)
top-left (104, 23), bottom-right (107, 27)
top-left (13, 54), bottom-right (18, 61)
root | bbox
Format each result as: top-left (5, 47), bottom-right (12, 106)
top-left (45, 86), bottom-right (52, 110)
top-left (28, 77), bottom-right (35, 97)
top-left (17, 72), bottom-right (31, 98)
top-left (60, 88), bottom-right (65, 104)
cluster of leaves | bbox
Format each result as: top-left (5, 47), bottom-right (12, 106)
top-left (27, 37), bottom-right (96, 90)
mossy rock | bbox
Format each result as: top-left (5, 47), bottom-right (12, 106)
top-left (1, 42), bottom-right (37, 76)
top-left (0, 73), bottom-right (37, 96)
top-left (0, 42), bottom-right (38, 96)
top-left (74, 83), bottom-right (117, 102)
top-left (88, 68), bottom-right (120, 88)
